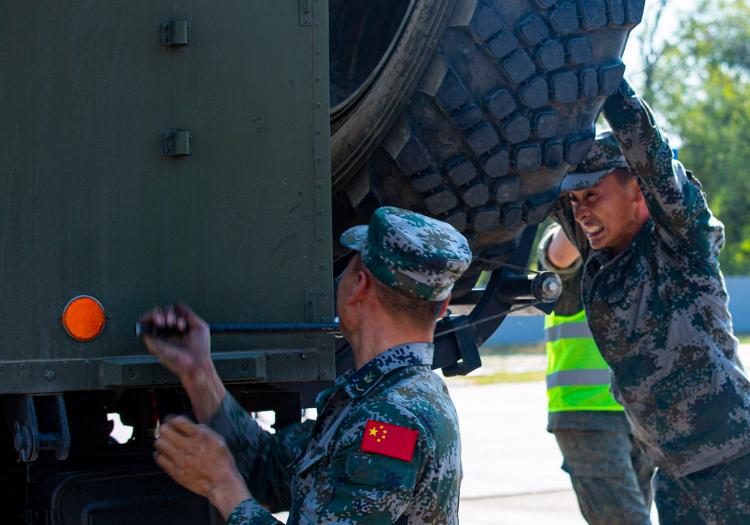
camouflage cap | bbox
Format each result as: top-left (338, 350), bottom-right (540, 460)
top-left (339, 206), bottom-right (472, 301)
top-left (560, 131), bottom-right (629, 192)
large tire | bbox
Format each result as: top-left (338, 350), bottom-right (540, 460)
top-left (331, 0), bottom-right (645, 294)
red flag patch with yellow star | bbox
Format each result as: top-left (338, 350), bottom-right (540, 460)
top-left (360, 419), bottom-right (419, 462)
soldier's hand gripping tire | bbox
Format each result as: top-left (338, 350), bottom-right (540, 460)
top-left (331, 0), bottom-right (645, 295)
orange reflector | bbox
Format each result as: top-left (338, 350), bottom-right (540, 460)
top-left (62, 295), bottom-right (106, 341)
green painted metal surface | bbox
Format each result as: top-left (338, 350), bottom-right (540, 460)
top-left (0, 1), bottom-right (333, 392)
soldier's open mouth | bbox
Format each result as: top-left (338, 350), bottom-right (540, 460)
top-left (582, 224), bottom-right (604, 237)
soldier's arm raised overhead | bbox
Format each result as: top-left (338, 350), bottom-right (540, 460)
top-left (602, 79), bottom-right (724, 259)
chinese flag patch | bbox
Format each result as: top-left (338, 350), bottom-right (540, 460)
top-left (360, 419), bottom-right (419, 462)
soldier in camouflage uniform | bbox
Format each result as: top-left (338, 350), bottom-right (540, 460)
top-left (539, 225), bottom-right (655, 525)
top-left (140, 206), bottom-right (472, 524)
top-left (545, 79), bottom-right (750, 523)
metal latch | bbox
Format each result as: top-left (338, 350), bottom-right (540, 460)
top-left (162, 129), bottom-right (192, 157)
top-left (161, 20), bottom-right (190, 46)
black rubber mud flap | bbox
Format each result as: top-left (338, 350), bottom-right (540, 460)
top-left (36, 465), bottom-right (216, 525)
top-left (332, 0), bottom-right (645, 296)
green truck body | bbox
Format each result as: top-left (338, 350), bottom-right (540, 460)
top-left (0, 0), bottom-right (334, 393)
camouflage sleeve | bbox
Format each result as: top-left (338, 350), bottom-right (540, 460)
top-left (299, 404), bottom-right (428, 524)
top-left (208, 393), bottom-right (315, 513)
top-left (602, 79), bottom-right (724, 258)
top-left (226, 498), bottom-right (283, 525)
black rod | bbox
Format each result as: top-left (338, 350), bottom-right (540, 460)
top-left (135, 321), bottom-right (341, 338)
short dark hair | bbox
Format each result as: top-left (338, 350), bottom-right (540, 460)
top-left (612, 167), bottom-right (633, 186)
top-left (353, 256), bottom-right (444, 328)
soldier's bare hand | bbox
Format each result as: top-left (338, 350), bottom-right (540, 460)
top-left (140, 303), bottom-right (211, 383)
top-left (154, 415), bottom-right (250, 518)
top-left (140, 304), bottom-right (226, 420)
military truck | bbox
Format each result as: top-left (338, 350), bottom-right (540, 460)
top-left (0, 0), bottom-right (643, 522)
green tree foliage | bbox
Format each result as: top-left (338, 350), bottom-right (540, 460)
top-left (642, 0), bottom-right (750, 275)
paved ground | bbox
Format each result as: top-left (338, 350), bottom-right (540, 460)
top-left (446, 379), bottom-right (661, 524)
top-left (447, 381), bottom-right (569, 498)
top-left (460, 491), bottom-right (583, 525)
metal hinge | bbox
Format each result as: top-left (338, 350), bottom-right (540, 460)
top-left (305, 289), bottom-right (329, 323)
top-left (299, 0), bottom-right (313, 26)
top-left (305, 290), bottom-right (318, 323)
top-left (162, 129), bottom-right (192, 157)
top-left (161, 20), bottom-right (190, 46)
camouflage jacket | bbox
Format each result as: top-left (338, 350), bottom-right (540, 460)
top-left (554, 81), bottom-right (750, 477)
top-left (208, 343), bottom-right (462, 524)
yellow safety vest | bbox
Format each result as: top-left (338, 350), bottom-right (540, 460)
top-left (545, 309), bottom-right (623, 413)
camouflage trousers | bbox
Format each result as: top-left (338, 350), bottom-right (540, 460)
top-left (654, 451), bottom-right (750, 525)
top-left (554, 429), bottom-right (655, 525)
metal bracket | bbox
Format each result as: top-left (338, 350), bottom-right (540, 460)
top-left (439, 317), bottom-right (482, 377)
top-left (299, 0), bottom-right (313, 26)
top-left (160, 20), bottom-right (190, 46)
top-left (100, 352), bottom-right (266, 387)
top-left (305, 289), bottom-right (330, 323)
top-left (6, 394), bottom-right (70, 462)
top-left (432, 226), bottom-right (541, 375)
top-left (162, 129), bottom-right (192, 157)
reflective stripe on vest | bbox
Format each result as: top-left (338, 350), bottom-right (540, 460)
top-left (545, 322), bottom-right (592, 342)
top-left (545, 309), bottom-right (623, 413)
top-left (546, 369), bottom-right (612, 389)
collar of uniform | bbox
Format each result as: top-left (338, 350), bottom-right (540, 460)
top-left (342, 342), bottom-right (434, 399)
